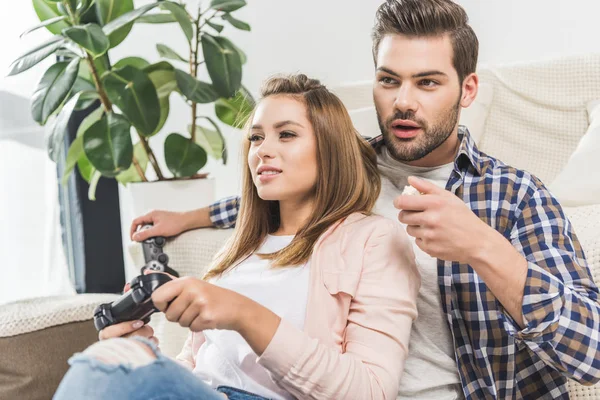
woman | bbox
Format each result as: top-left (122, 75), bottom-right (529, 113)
top-left (53, 74), bottom-right (420, 400)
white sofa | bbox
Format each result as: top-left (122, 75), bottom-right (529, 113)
top-left (1, 54), bottom-right (599, 399)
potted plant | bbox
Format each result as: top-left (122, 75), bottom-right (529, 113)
top-left (8, 0), bottom-right (255, 204)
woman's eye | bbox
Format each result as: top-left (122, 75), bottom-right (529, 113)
top-left (279, 131), bottom-right (296, 139)
top-left (248, 134), bottom-right (263, 142)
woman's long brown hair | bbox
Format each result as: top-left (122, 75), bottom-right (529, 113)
top-left (204, 74), bottom-right (380, 280)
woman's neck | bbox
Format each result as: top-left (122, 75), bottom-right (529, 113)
top-left (273, 197), bottom-right (315, 236)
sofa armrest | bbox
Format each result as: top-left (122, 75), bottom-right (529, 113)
top-left (562, 204), bottom-right (600, 284)
top-left (128, 227), bottom-right (234, 279)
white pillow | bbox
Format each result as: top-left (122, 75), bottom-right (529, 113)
top-left (549, 100), bottom-right (600, 206)
top-left (342, 82), bottom-right (493, 143)
top-left (459, 82), bottom-right (494, 145)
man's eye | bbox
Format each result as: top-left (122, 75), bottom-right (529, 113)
top-left (420, 79), bottom-right (438, 87)
top-left (379, 77), bottom-right (397, 85)
top-left (248, 134), bottom-right (263, 142)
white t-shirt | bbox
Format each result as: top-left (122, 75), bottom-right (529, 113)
top-left (192, 234), bottom-right (310, 400)
top-left (375, 147), bottom-right (464, 400)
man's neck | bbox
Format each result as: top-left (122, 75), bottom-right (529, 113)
top-left (400, 130), bottom-right (460, 168)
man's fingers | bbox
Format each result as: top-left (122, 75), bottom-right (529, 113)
top-left (130, 214), bottom-right (153, 240)
top-left (394, 193), bottom-right (435, 211)
top-left (398, 210), bottom-right (425, 226)
top-left (408, 176), bottom-right (443, 194)
top-left (98, 320), bottom-right (145, 340)
top-left (132, 227), bottom-right (156, 242)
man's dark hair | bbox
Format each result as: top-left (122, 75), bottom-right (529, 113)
top-left (372, 0), bottom-right (479, 83)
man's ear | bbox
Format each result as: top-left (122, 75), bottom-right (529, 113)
top-left (460, 72), bottom-right (479, 108)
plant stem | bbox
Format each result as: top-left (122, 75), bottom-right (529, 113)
top-left (132, 155), bottom-right (148, 182)
top-left (190, 7), bottom-right (203, 143)
top-left (137, 134), bottom-right (164, 180)
top-left (86, 54), bottom-right (113, 113)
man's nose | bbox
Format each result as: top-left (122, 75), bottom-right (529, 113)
top-left (393, 85), bottom-right (418, 114)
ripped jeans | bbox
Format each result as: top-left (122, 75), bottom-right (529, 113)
top-left (53, 336), bottom-right (271, 400)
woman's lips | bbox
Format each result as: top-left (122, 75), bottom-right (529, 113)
top-left (257, 171), bottom-right (281, 183)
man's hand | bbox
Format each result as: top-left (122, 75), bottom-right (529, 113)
top-left (396, 176), bottom-right (528, 327)
top-left (130, 210), bottom-right (188, 242)
top-left (394, 176), bottom-right (496, 264)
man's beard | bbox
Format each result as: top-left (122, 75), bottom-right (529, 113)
top-left (377, 98), bottom-right (461, 162)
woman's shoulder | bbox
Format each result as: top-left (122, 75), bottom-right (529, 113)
top-left (341, 212), bottom-right (401, 236)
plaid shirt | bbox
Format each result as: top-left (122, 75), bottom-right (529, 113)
top-left (209, 127), bottom-right (600, 399)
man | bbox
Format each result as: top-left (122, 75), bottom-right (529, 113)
top-left (132, 0), bottom-right (600, 398)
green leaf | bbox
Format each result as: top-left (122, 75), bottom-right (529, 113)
top-left (147, 68), bottom-right (176, 136)
top-left (190, 123), bottom-right (226, 162)
top-left (88, 169), bottom-right (102, 200)
top-left (63, 23), bottom-right (110, 58)
top-left (62, 135), bottom-right (84, 185)
top-left (47, 93), bottom-right (81, 162)
top-left (209, 0), bottom-right (247, 13)
top-left (102, 66), bottom-right (160, 136)
top-left (32, 0), bottom-right (71, 34)
top-left (75, 91), bottom-right (100, 110)
top-left (136, 13), bottom-right (178, 24)
top-left (83, 112), bottom-right (133, 177)
top-left (201, 34), bottom-right (242, 98)
top-left (221, 13), bottom-right (250, 31)
top-left (174, 69), bottom-right (219, 104)
top-left (20, 15), bottom-right (68, 38)
top-left (116, 142), bottom-right (148, 185)
top-left (95, 0), bottom-right (135, 48)
top-left (144, 61), bottom-right (175, 74)
top-left (7, 35), bottom-right (66, 76)
top-left (31, 58), bottom-right (79, 125)
top-left (78, 156), bottom-right (95, 182)
top-left (164, 133), bottom-right (207, 177)
top-left (103, 2), bottom-right (161, 36)
top-left (114, 57), bottom-right (151, 70)
top-left (215, 86), bottom-right (255, 129)
top-left (148, 67), bottom-right (177, 98)
top-left (160, 2), bottom-right (193, 42)
top-left (157, 44), bottom-right (187, 63)
top-left (206, 21), bottom-right (224, 33)
top-left (198, 116), bottom-right (228, 164)
top-left (63, 107), bottom-right (104, 185)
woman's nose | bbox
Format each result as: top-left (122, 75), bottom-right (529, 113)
top-left (257, 139), bottom-right (275, 159)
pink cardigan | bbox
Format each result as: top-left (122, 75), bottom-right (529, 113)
top-left (176, 213), bottom-right (420, 399)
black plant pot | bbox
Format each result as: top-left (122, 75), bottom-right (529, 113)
top-left (56, 102), bottom-right (125, 294)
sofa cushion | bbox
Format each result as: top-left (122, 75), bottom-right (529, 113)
top-left (549, 100), bottom-right (600, 206)
top-left (0, 293), bottom-right (118, 400)
top-left (477, 54), bottom-right (600, 184)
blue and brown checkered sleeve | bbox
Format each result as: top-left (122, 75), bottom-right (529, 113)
top-left (208, 196), bottom-right (240, 229)
top-left (506, 185), bottom-right (600, 385)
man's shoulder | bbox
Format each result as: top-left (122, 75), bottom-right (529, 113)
top-left (476, 150), bottom-right (547, 196)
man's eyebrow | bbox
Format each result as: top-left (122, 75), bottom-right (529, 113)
top-left (377, 66), bottom-right (448, 79)
top-left (251, 120), bottom-right (304, 130)
top-left (412, 70), bottom-right (448, 78)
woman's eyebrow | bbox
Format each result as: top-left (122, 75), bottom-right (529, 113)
top-left (252, 120), bottom-right (304, 130)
